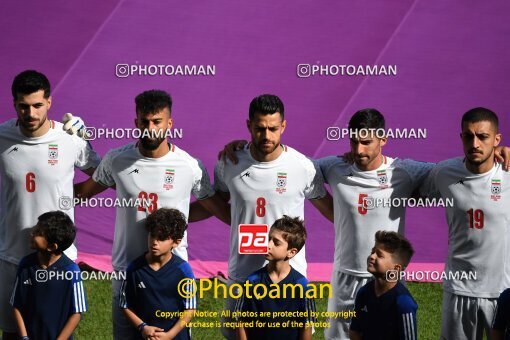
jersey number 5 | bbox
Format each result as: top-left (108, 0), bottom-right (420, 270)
top-left (358, 193), bottom-right (368, 215)
top-left (467, 209), bottom-right (484, 229)
top-left (138, 191), bottom-right (158, 213)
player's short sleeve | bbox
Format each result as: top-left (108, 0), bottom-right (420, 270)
top-left (213, 160), bottom-right (229, 193)
top-left (314, 156), bottom-right (340, 185)
top-left (9, 272), bottom-right (23, 309)
top-left (493, 288), bottom-right (510, 331)
top-left (304, 159), bottom-right (326, 200)
top-left (69, 265), bottom-right (87, 313)
top-left (191, 158), bottom-right (215, 200)
top-left (92, 150), bottom-right (116, 187)
top-left (10, 257), bottom-right (29, 309)
top-left (396, 294), bottom-right (418, 340)
top-left (119, 269), bottom-right (135, 309)
top-left (296, 277), bottom-right (317, 325)
top-left (71, 134), bottom-right (101, 170)
top-left (419, 163), bottom-right (442, 199)
top-left (178, 262), bottom-right (197, 310)
top-left (398, 159), bottom-right (435, 190)
top-left (349, 286), bottom-right (365, 332)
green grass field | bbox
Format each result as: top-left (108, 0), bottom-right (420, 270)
top-left (75, 280), bottom-right (442, 339)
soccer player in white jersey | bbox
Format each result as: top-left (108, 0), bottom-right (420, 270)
top-left (213, 94), bottom-right (334, 339)
top-left (0, 70), bottom-right (100, 339)
top-left (314, 109), bottom-right (436, 339)
top-left (420, 108), bottom-right (510, 340)
top-left (75, 89), bottom-right (231, 339)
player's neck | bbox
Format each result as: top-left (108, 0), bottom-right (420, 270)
top-left (146, 251), bottom-right (173, 271)
top-left (19, 119), bottom-right (51, 138)
top-left (250, 143), bottom-right (283, 162)
top-left (374, 277), bottom-right (397, 297)
top-left (267, 260), bottom-right (291, 283)
top-left (37, 251), bottom-right (61, 269)
top-left (465, 158), bottom-right (495, 174)
top-left (139, 141), bottom-right (170, 158)
top-left (356, 154), bottom-right (384, 171)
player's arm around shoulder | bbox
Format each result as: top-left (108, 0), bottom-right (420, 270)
top-left (74, 148), bottom-right (119, 199)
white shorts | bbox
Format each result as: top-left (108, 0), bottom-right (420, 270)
top-left (112, 277), bottom-right (139, 340)
top-left (440, 290), bottom-right (497, 340)
top-left (324, 270), bottom-right (371, 340)
top-left (0, 259), bottom-right (18, 333)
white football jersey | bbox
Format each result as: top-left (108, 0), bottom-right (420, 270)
top-left (214, 144), bottom-right (326, 282)
top-left (92, 142), bottom-right (214, 271)
top-left (318, 156), bottom-right (433, 276)
top-left (0, 118), bottom-right (100, 264)
top-left (420, 158), bottom-right (510, 297)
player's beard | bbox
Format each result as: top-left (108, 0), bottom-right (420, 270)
top-left (253, 139), bottom-right (279, 155)
top-left (19, 115), bottom-right (47, 132)
top-left (139, 136), bottom-right (166, 150)
top-left (465, 150), bottom-right (492, 167)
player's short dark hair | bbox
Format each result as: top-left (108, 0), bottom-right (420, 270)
top-left (270, 215), bottom-right (306, 251)
top-left (249, 94), bottom-right (284, 121)
top-left (348, 108), bottom-right (385, 132)
top-left (12, 70), bottom-right (51, 100)
top-left (145, 208), bottom-right (187, 241)
top-left (32, 211), bottom-right (76, 254)
top-left (135, 90), bottom-right (173, 116)
top-left (461, 107), bottom-right (499, 132)
top-left (375, 230), bottom-right (414, 268)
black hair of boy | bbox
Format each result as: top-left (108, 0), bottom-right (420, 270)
top-left (32, 211), bottom-right (76, 253)
top-left (145, 208), bottom-right (187, 241)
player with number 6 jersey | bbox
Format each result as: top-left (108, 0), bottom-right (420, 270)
top-left (0, 70), bottom-right (100, 337)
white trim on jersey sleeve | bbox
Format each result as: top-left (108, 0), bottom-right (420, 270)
top-left (9, 277), bottom-right (19, 306)
top-left (72, 280), bottom-right (87, 313)
top-left (119, 280), bottom-right (128, 308)
top-left (184, 282), bottom-right (197, 309)
top-left (401, 312), bottom-right (416, 340)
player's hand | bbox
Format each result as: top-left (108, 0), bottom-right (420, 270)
top-left (62, 113), bottom-right (87, 138)
top-left (217, 140), bottom-right (248, 164)
top-left (342, 151), bottom-right (355, 164)
top-left (494, 146), bottom-right (510, 171)
top-left (142, 325), bottom-right (164, 339)
top-left (153, 330), bottom-right (173, 339)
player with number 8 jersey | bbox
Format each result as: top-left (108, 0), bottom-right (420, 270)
top-left (213, 94), bottom-right (333, 340)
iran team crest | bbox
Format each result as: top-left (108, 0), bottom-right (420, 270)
top-left (163, 169), bottom-right (174, 190)
top-left (491, 179), bottom-right (501, 201)
top-left (377, 170), bottom-right (388, 187)
top-left (276, 172), bottom-right (287, 194)
top-left (48, 144), bottom-right (58, 165)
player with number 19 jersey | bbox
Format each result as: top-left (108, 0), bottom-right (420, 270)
top-left (317, 155), bottom-right (433, 276)
top-left (214, 144), bottom-right (326, 282)
top-left (420, 158), bottom-right (510, 297)
top-left (0, 118), bottom-right (100, 264)
top-left (92, 142), bottom-right (214, 271)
